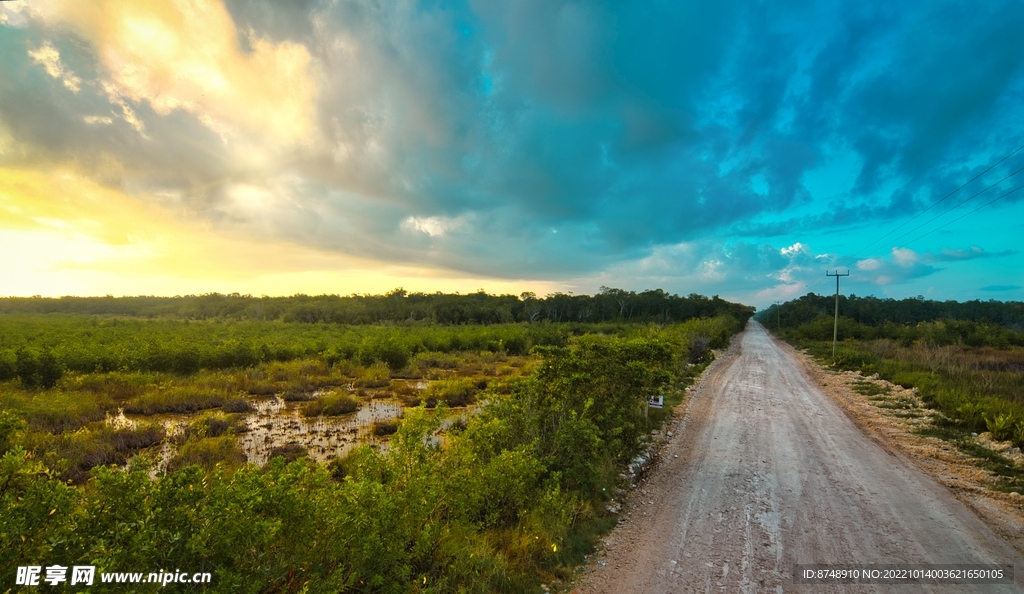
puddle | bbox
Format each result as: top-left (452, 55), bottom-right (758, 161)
top-left (121, 379), bottom-right (479, 468)
top-left (240, 396), bottom-right (404, 465)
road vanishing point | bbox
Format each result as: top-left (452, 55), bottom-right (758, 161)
top-left (575, 321), bottom-right (1024, 593)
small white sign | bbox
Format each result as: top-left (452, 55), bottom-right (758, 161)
top-left (648, 395), bottom-right (664, 409)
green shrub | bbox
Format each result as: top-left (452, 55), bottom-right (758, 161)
top-left (15, 348), bottom-right (64, 389)
top-left (354, 362), bottom-right (390, 388)
top-left (0, 411), bottom-right (26, 454)
top-left (123, 387), bottom-right (226, 415)
top-left (0, 349), bottom-right (16, 381)
top-left (424, 378), bottom-right (479, 407)
top-left (168, 435), bottom-right (246, 472)
top-left (985, 413), bottom-right (1020, 442)
top-left (358, 335), bottom-right (410, 371)
top-left (301, 392), bottom-right (360, 417)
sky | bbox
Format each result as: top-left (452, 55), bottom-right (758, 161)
top-left (1, 0), bottom-right (1023, 309)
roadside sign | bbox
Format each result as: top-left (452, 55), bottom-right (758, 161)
top-left (648, 395), bottom-right (664, 408)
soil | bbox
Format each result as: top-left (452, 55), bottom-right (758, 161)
top-left (571, 321), bottom-right (1024, 593)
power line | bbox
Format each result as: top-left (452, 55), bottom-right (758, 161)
top-left (900, 181), bottom-right (1024, 249)
top-left (849, 165), bottom-right (1024, 271)
top-left (872, 163), bottom-right (1024, 252)
top-left (851, 143), bottom-right (1024, 257)
top-left (783, 143), bottom-right (1024, 298)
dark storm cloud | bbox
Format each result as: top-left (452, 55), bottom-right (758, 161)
top-left (3, 0), bottom-right (1024, 281)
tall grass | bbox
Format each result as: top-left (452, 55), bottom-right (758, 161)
top-left (793, 335), bottom-right (1024, 447)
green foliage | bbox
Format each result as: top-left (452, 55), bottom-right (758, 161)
top-left (0, 288), bottom-right (755, 326)
top-left (423, 378), bottom-right (480, 407)
top-left (358, 334), bottom-right (410, 371)
top-left (15, 347), bottom-right (64, 389)
top-left (0, 312), bottom-right (746, 591)
top-left (1, 389), bottom-right (113, 433)
top-left (985, 413), bottom-right (1020, 442)
top-left (0, 410), bottom-right (26, 454)
top-left (354, 361), bottom-right (391, 388)
top-left (520, 336), bottom-right (675, 496)
top-left (759, 292), bottom-right (1024, 331)
top-left (168, 435), bottom-right (246, 472)
top-left (301, 392), bottom-right (360, 417)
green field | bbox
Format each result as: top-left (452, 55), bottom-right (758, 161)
top-left (1, 307), bottom-right (746, 592)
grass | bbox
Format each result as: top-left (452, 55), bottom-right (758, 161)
top-left (167, 435), bottom-right (247, 472)
top-left (22, 422), bottom-right (165, 483)
top-left (780, 330), bottom-right (1024, 496)
top-left (301, 392), bottom-right (360, 417)
top-left (794, 337), bottom-right (1024, 447)
top-left (424, 378), bottom-right (481, 407)
top-left (123, 387), bottom-right (230, 415)
top-left (372, 420), bottom-right (401, 436)
top-left (851, 379), bottom-right (891, 396)
top-left (914, 424), bottom-right (1024, 496)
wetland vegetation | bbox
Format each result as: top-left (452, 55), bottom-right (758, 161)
top-left (762, 294), bottom-right (1024, 494)
top-left (0, 289), bottom-right (751, 592)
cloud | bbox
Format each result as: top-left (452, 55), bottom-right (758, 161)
top-left (401, 216), bottom-right (465, 238)
top-left (27, 41), bottom-right (80, 92)
top-left (928, 246), bottom-right (1016, 262)
top-left (1, 0), bottom-right (1023, 298)
top-left (25, 0), bottom-right (317, 145)
top-left (0, 166), bottom-right (563, 297)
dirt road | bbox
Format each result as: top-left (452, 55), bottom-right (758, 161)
top-left (574, 321), bottom-right (1023, 593)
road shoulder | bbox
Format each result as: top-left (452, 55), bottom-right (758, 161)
top-left (772, 333), bottom-right (1024, 560)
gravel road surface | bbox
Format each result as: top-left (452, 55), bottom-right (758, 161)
top-left (574, 321), bottom-right (1023, 593)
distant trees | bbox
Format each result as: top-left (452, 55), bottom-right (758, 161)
top-left (759, 293), bottom-right (1024, 331)
top-left (0, 288), bottom-right (755, 326)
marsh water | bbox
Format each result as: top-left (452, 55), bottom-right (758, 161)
top-left (110, 378), bottom-right (474, 470)
top-left (240, 395), bottom-right (404, 464)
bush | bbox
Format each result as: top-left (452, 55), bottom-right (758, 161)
top-left (123, 388), bottom-right (227, 415)
top-left (424, 379), bottom-right (480, 407)
top-left (15, 348), bottom-right (64, 389)
top-left (0, 411), bottom-right (26, 454)
top-left (167, 435), bottom-right (246, 472)
top-left (354, 362), bottom-right (391, 388)
top-left (985, 413), bottom-right (1020, 442)
top-left (269, 444), bottom-right (308, 462)
top-left (372, 420), bottom-right (401, 436)
top-left (301, 393), bottom-right (359, 417)
top-left (0, 350), bottom-right (16, 381)
top-left (688, 335), bottom-right (711, 364)
top-left (358, 336), bottom-right (410, 371)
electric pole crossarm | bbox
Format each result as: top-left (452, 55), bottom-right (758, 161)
top-left (826, 270), bottom-right (850, 359)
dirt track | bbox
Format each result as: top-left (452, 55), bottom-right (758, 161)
top-left (574, 321), bottom-right (1024, 593)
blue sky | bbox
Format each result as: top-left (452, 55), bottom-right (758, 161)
top-left (1, 0), bottom-right (1022, 308)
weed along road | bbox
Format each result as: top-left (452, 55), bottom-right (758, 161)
top-left (575, 321), bottom-right (1024, 593)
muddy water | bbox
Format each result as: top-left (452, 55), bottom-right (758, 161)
top-left (241, 396), bottom-right (404, 465)
top-left (114, 378), bottom-right (480, 469)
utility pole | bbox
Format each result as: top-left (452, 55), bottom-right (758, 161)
top-left (827, 270), bottom-right (850, 359)
top-left (774, 300), bottom-right (782, 330)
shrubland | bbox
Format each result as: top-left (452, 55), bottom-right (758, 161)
top-left (0, 309), bottom-right (745, 592)
top-left (762, 296), bottom-right (1024, 493)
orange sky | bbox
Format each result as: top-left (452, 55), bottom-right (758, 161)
top-left (0, 167), bottom-right (561, 297)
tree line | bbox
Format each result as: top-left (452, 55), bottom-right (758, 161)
top-left (759, 293), bottom-right (1024, 331)
top-left (0, 287), bottom-right (754, 326)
